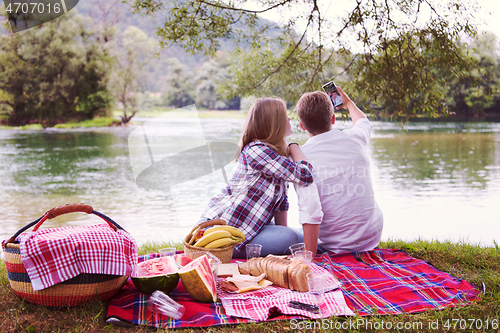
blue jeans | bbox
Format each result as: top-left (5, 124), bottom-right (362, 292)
top-left (233, 225), bottom-right (299, 259)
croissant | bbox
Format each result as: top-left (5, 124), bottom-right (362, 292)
top-left (239, 255), bottom-right (311, 292)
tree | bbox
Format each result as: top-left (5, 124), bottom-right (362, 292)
top-left (0, 12), bottom-right (113, 126)
top-left (161, 57), bottom-right (195, 108)
top-left (193, 53), bottom-right (240, 110)
top-left (129, 0), bottom-right (479, 118)
top-left (444, 32), bottom-right (500, 119)
top-left (108, 25), bottom-right (157, 124)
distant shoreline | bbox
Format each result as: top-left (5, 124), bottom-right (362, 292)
top-left (1, 108), bottom-right (499, 131)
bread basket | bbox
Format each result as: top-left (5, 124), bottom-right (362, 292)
top-left (183, 219), bottom-right (236, 263)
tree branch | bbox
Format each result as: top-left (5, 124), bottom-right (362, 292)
top-left (0, 100), bottom-right (13, 107)
top-left (251, 13), bottom-right (314, 89)
top-left (199, 0), bottom-right (294, 14)
top-left (337, 0), bottom-right (362, 37)
top-left (423, 0), bottom-right (443, 19)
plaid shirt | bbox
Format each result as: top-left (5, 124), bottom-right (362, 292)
top-left (201, 141), bottom-right (313, 251)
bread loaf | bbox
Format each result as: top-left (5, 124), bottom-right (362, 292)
top-left (240, 255), bottom-right (311, 292)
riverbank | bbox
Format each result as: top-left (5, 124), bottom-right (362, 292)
top-left (2, 107), bottom-right (498, 131)
top-left (0, 117), bottom-right (119, 130)
top-left (1, 239), bottom-right (498, 332)
top-left (0, 109), bottom-right (247, 130)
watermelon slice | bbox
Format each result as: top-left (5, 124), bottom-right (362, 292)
top-left (131, 256), bottom-right (180, 295)
top-left (178, 255), bottom-right (217, 303)
top-left (174, 254), bottom-right (194, 267)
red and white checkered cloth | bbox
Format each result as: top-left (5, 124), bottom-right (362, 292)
top-left (218, 264), bottom-right (354, 321)
top-left (18, 223), bottom-right (138, 291)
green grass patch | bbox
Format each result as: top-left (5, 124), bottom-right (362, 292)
top-left (113, 108), bottom-right (246, 120)
top-left (1, 239), bottom-right (498, 332)
top-left (0, 124), bottom-right (44, 130)
top-left (53, 117), bottom-right (118, 129)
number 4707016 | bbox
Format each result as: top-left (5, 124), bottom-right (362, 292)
top-left (443, 318), bottom-right (498, 330)
top-left (5, 1), bottom-right (62, 14)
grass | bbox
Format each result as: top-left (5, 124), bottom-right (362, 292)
top-left (0, 117), bottom-right (119, 130)
top-left (53, 117), bottom-right (119, 129)
top-left (113, 108), bottom-right (246, 120)
top-left (0, 124), bottom-right (44, 130)
top-left (1, 239), bottom-right (498, 332)
top-left (0, 110), bottom-right (245, 131)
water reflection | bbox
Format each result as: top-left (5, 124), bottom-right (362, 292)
top-left (365, 123), bottom-right (500, 246)
top-left (370, 133), bottom-right (500, 192)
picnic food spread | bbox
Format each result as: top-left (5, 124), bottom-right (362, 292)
top-left (191, 225), bottom-right (246, 249)
top-left (238, 255), bottom-right (311, 292)
top-left (178, 255), bottom-right (218, 303)
top-left (184, 220), bottom-right (246, 263)
top-left (131, 256), bottom-right (181, 295)
top-left (220, 273), bottom-right (273, 293)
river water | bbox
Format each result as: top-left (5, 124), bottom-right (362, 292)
top-left (1, 115), bottom-right (499, 255)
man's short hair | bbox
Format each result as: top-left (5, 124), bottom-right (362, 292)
top-left (296, 91), bottom-right (334, 134)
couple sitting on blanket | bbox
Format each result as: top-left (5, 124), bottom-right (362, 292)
top-left (199, 87), bottom-right (383, 259)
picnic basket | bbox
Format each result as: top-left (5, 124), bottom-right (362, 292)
top-left (183, 219), bottom-right (236, 263)
top-left (2, 203), bottom-right (132, 307)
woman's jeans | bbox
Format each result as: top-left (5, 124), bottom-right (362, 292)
top-left (232, 224), bottom-right (326, 259)
top-left (233, 225), bottom-right (299, 259)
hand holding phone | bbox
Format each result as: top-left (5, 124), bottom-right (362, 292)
top-left (322, 81), bottom-right (343, 108)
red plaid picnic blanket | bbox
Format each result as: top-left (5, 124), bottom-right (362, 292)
top-left (219, 263), bottom-right (352, 321)
top-left (316, 249), bottom-right (481, 315)
top-left (105, 249), bottom-right (480, 329)
top-left (18, 223), bottom-right (138, 291)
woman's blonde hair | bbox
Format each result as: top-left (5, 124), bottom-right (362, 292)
top-left (240, 97), bottom-right (288, 157)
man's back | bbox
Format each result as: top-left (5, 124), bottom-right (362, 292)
top-left (301, 118), bottom-right (383, 253)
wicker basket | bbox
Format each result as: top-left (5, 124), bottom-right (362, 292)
top-left (183, 219), bottom-right (236, 264)
top-left (2, 204), bottom-right (131, 307)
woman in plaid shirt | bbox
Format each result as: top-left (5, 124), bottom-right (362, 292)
top-left (200, 97), bottom-right (314, 258)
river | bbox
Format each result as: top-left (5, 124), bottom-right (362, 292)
top-left (1, 114), bottom-right (499, 256)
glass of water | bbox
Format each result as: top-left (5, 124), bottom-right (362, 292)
top-left (306, 272), bottom-right (326, 317)
top-left (293, 250), bottom-right (313, 265)
top-left (289, 242), bottom-right (306, 256)
top-left (159, 247), bottom-right (176, 257)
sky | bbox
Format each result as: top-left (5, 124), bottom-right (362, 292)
top-left (1, 0), bottom-right (500, 39)
top-left (476, 0), bottom-right (500, 38)
top-left (229, 0), bottom-right (500, 60)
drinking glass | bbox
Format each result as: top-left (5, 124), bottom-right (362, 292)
top-left (293, 250), bottom-right (313, 265)
top-left (159, 247), bottom-right (176, 257)
top-left (289, 242), bottom-right (306, 256)
top-left (148, 291), bottom-right (185, 319)
top-left (306, 272), bottom-right (326, 318)
top-left (246, 244), bottom-right (262, 261)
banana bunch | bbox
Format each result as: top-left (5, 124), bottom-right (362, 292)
top-left (192, 225), bottom-right (246, 249)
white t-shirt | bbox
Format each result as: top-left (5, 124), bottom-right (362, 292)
top-left (300, 118), bottom-right (383, 253)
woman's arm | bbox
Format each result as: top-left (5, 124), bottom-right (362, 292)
top-left (288, 143), bottom-right (306, 162)
top-left (246, 142), bottom-right (313, 186)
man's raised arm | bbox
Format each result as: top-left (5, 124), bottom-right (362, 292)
top-left (337, 87), bottom-right (367, 125)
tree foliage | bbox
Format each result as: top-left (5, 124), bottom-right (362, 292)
top-left (0, 12), bottom-right (113, 126)
top-left (108, 25), bottom-right (157, 124)
top-left (444, 32), bottom-right (500, 119)
top-left (193, 53), bottom-right (240, 110)
top-left (162, 57), bottom-right (195, 108)
top-left (129, 0), bottom-right (480, 119)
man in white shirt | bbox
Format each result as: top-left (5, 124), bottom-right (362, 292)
top-left (294, 87), bottom-right (383, 256)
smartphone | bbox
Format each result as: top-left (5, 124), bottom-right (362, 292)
top-left (322, 81), bottom-right (343, 108)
